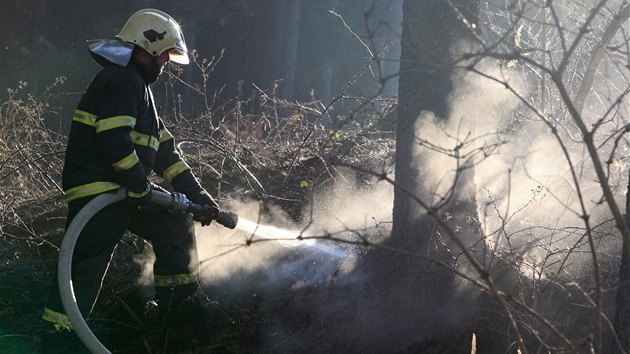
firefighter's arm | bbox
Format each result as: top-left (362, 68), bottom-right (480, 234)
top-left (154, 126), bottom-right (218, 225)
top-left (94, 74), bottom-right (150, 201)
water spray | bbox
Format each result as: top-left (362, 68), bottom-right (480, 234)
top-left (234, 217), bottom-right (351, 259)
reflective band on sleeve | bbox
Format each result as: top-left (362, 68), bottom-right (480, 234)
top-left (95, 115), bottom-right (136, 133)
top-left (72, 109), bottom-right (97, 126)
top-left (127, 185), bottom-right (150, 198)
top-left (64, 182), bottom-right (121, 202)
top-left (112, 151), bottom-right (140, 171)
top-left (42, 308), bottom-right (74, 330)
top-left (130, 130), bottom-right (160, 151)
top-left (159, 128), bottom-right (173, 143)
top-left (154, 271), bottom-right (200, 287)
top-left (162, 160), bottom-right (190, 184)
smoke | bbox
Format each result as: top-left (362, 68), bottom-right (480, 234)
top-left (131, 175), bottom-right (393, 301)
top-left (324, 53), bottom-right (627, 351)
top-left (409, 56), bottom-right (624, 255)
top-left (129, 16), bottom-right (627, 351)
top-left (195, 175), bottom-right (393, 288)
top-left (127, 60), bottom-right (626, 351)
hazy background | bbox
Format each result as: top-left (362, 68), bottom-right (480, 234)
top-left (0, 0), bottom-right (402, 129)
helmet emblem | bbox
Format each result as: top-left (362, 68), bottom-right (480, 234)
top-left (143, 29), bottom-right (167, 43)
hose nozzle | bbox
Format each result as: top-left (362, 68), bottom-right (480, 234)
top-left (151, 190), bottom-right (239, 229)
top-left (216, 210), bottom-right (238, 229)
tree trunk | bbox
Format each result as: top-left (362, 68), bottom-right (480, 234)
top-left (366, 0), bottom-right (481, 348)
top-left (614, 174), bottom-right (630, 353)
top-left (379, 1), bottom-right (403, 99)
top-left (392, 0), bottom-right (479, 275)
top-left (275, 0), bottom-right (302, 101)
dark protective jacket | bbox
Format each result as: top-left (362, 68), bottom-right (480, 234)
top-left (62, 58), bottom-right (213, 205)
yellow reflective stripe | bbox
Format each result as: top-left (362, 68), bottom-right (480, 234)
top-left (162, 160), bottom-right (190, 184)
top-left (154, 271), bottom-right (200, 287)
top-left (64, 181), bottom-right (121, 202)
top-left (112, 151), bottom-right (140, 171)
top-left (72, 109), bottom-right (97, 126)
top-left (150, 136), bottom-right (159, 151)
top-left (42, 308), bottom-right (74, 330)
top-left (131, 131), bottom-right (160, 151)
top-left (159, 128), bottom-right (173, 143)
top-left (127, 186), bottom-right (149, 199)
top-left (95, 115), bottom-right (136, 133)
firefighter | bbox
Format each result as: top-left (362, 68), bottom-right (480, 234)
top-left (40, 9), bottom-right (216, 352)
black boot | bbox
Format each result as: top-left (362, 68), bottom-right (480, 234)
top-left (39, 325), bottom-right (88, 354)
top-left (150, 283), bottom-right (200, 325)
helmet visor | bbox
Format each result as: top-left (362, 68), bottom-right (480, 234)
top-left (167, 36), bottom-right (189, 65)
top-left (168, 48), bottom-right (189, 65)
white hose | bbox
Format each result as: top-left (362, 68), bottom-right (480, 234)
top-left (58, 189), bottom-right (126, 354)
top-left (58, 188), bottom-right (235, 352)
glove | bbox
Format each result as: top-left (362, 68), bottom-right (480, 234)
top-left (127, 182), bottom-right (152, 210)
top-left (193, 204), bottom-right (218, 226)
top-left (194, 191), bottom-right (219, 226)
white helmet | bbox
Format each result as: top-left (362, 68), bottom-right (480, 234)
top-left (115, 8), bottom-right (189, 65)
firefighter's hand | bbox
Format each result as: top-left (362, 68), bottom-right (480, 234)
top-left (126, 183), bottom-right (152, 210)
top-left (193, 204), bottom-right (216, 226)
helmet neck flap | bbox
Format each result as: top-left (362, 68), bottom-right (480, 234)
top-left (87, 39), bottom-right (134, 67)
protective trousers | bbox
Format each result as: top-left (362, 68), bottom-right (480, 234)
top-left (40, 196), bottom-right (199, 353)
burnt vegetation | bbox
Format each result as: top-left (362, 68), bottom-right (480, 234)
top-left (0, 69), bottom-right (398, 353)
top-left (1, 0), bottom-right (630, 353)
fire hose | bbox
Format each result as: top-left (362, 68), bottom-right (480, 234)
top-left (57, 188), bottom-right (238, 354)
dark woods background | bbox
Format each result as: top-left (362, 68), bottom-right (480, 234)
top-left (0, 0), bottom-right (401, 128)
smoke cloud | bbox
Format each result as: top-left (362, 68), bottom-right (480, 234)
top-left (194, 175), bottom-right (394, 290)
top-left (129, 58), bottom-right (625, 351)
top-left (408, 59), bottom-right (626, 282)
top-left (131, 23), bottom-right (627, 351)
